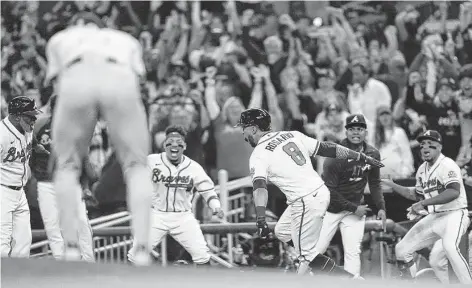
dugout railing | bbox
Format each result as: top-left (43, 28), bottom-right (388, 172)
top-left (30, 170), bottom-right (471, 279)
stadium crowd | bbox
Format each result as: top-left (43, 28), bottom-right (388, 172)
top-left (2, 0), bottom-right (472, 271)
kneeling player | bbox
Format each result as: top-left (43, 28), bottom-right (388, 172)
top-left (128, 125), bottom-right (224, 265)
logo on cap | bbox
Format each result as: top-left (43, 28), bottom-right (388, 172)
top-left (351, 116), bottom-right (359, 123)
top-left (424, 130), bottom-right (431, 136)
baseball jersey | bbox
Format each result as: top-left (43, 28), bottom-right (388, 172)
top-left (0, 117), bottom-right (34, 186)
top-left (45, 25), bottom-right (145, 83)
top-left (148, 153), bottom-right (217, 213)
top-left (250, 131), bottom-right (325, 204)
top-left (415, 154), bottom-right (468, 213)
top-left (322, 139), bottom-right (385, 214)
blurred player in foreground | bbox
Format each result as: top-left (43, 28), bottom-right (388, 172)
top-left (0, 97), bottom-right (43, 258)
top-left (382, 130), bottom-right (471, 284)
top-left (30, 95), bottom-right (94, 262)
top-left (45, 12), bottom-right (153, 264)
top-left (128, 126), bottom-right (224, 265)
top-left (236, 108), bottom-right (384, 276)
top-left (314, 114), bottom-right (386, 278)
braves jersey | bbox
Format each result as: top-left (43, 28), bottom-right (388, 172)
top-left (415, 154), bottom-right (468, 213)
top-left (45, 25), bottom-right (145, 83)
top-left (148, 153), bottom-right (218, 212)
top-left (250, 131), bottom-right (326, 204)
top-left (0, 117), bottom-right (34, 186)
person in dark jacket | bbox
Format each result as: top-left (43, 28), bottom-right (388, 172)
top-left (314, 114), bottom-right (387, 278)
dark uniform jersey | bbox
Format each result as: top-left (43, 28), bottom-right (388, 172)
top-left (322, 139), bottom-right (386, 213)
top-left (30, 116), bottom-right (53, 182)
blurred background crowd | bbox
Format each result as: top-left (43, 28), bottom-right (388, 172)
top-left (2, 0), bottom-right (472, 270)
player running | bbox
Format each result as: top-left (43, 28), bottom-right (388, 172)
top-left (30, 95), bottom-right (94, 262)
top-left (45, 12), bottom-right (153, 264)
top-left (236, 108), bottom-right (384, 276)
top-left (0, 97), bottom-right (42, 258)
top-left (382, 130), bottom-right (471, 284)
top-left (128, 126), bottom-right (224, 265)
top-left (311, 114), bottom-right (387, 278)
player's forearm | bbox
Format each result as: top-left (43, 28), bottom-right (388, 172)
top-left (421, 187), bottom-right (460, 206)
top-left (253, 188), bottom-right (268, 219)
top-left (317, 142), bottom-right (360, 160)
top-left (384, 182), bottom-right (417, 201)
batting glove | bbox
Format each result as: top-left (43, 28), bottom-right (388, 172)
top-left (256, 217), bottom-right (271, 239)
top-left (359, 153), bottom-right (384, 168)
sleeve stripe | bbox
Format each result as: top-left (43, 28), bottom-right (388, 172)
top-left (312, 141), bottom-right (321, 157)
top-left (444, 180), bottom-right (460, 187)
top-left (197, 187), bottom-right (215, 193)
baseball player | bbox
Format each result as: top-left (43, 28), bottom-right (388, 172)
top-left (236, 108), bottom-right (384, 276)
top-left (127, 125), bottom-right (224, 265)
top-left (45, 12), bottom-right (153, 264)
top-left (310, 114), bottom-right (387, 277)
top-left (30, 95), bottom-right (94, 262)
top-left (382, 130), bottom-right (471, 284)
top-left (1, 96), bottom-right (41, 258)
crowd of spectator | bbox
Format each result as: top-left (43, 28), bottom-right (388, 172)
top-left (2, 1), bottom-right (472, 250)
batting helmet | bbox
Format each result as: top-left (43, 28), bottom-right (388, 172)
top-left (69, 11), bottom-right (106, 28)
top-left (235, 108), bottom-right (271, 131)
top-left (8, 96), bottom-right (41, 116)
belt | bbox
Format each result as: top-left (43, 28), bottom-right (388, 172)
top-left (1, 184), bottom-right (22, 191)
top-left (66, 56), bottom-right (118, 69)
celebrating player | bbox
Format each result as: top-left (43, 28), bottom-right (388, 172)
top-left (312, 114), bottom-right (386, 278)
top-left (236, 108), bottom-right (384, 276)
top-left (30, 95), bottom-right (94, 262)
top-left (382, 130), bottom-right (471, 284)
top-left (0, 97), bottom-right (41, 258)
top-left (128, 125), bottom-right (224, 266)
top-left (45, 12), bottom-right (153, 264)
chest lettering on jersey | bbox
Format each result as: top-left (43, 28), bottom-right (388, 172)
top-left (349, 164), bottom-right (371, 182)
top-left (418, 177), bottom-right (444, 194)
top-left (3, 143), bottom-right (32, 163)
top-left (152, 168), bottom-right (193, 191)
top-left (265, 133), bottom-right (294, 152)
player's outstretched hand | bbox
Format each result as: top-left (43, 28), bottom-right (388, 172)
top-left (359, 153), bottom-right (384, 168)
top-left (354, 205), bottom-right (371, 217)
top-left (212, 208), bottom-right (225, 219)
top-left (256, 217), bottom-right (271, 239)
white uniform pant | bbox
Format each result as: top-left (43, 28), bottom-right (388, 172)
top-left (37, 182), bottom-right (94, 262)
top-left (395, 209), bottom-right (471, 284)
top-left (313, 211), bottom-right (366, 276)
top-left (0, 185), bottom-right (31, 258)
top-left (274, 186), bottom-right (330, 273)
top-left (128, 210), bottom-right (210, 264)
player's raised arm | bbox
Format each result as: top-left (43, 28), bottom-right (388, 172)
top-left (317, 141), bottom-right (384, 168)
top-left (194, 164), bottom-right (224, 218)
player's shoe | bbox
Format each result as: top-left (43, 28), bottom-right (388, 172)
top-left (63, 243), bottom-right (81, 262)
top-left (352, 274), bottom-right (365, 280)
top-left (132, 250), bottom-right (152, 266)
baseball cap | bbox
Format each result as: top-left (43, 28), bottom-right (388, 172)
top-left (416, 130), bottom-right (442, 144)
top-left (345, 114), bottom-right (367, 129)
top-left (8, 96), bottom-right (41, 116)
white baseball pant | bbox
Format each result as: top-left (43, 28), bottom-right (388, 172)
top-left (313, 211), bottom-right (366, 276)
top-left (395, 209), bottom-right (471, 284)
top-left (128, 209), bottom-right (210, 264)
top-left (0, 185), bottom-right (31, 258)
top-left (52, 58), bottom-right (153, 253)
top-left (37, 181), bottom-right (94, 262)
top-left (274, 186), bottom-right (330, 274)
